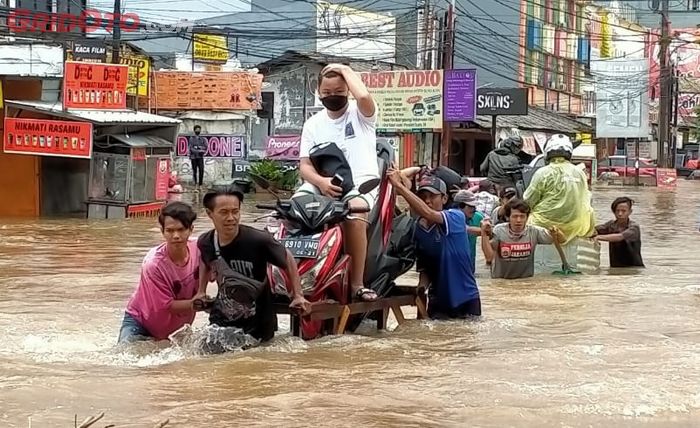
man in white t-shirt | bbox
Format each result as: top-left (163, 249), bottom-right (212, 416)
top-left (295, 63), bottom-right (380, 302)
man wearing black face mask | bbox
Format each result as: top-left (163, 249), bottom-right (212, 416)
top-left (296, 63), bottom-right (380, 302)
top-left (188, 125), bottom-right (207, 188)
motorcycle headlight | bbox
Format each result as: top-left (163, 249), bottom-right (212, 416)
top-left (298, 234), bottom-right (335, 294)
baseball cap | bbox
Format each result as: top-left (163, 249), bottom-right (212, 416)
top-left (416, 176), bottom-right (447, 195)
top-left (454, 190), bottom-right (477, 207)
top-left (500, 187), bottom-right (517, 198)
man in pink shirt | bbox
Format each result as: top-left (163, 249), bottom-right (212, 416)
top-left (118, 201), bottom-right (206, 343)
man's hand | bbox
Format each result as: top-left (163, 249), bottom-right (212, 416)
top-left (549, 226), bottom-right (564, 243)
top-left (318, 176), bottom-right (343, 198)
top-left (289, 294), bottom-right (312, 315)
top-left (387, 167), bottom-right (404, 187)
top-left (480, 219), bottom-right (493, 235)
top-left (322, 63), bottom-right (349, 76)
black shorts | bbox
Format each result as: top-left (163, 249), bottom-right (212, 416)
top-left (428, 297), bottom-right (482, 320)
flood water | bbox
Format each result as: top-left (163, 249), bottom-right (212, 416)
top-left (1, 183), bottom-right (699, 427)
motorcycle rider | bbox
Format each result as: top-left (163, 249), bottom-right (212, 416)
top-left (295, 63), bottom-right (380, 302)
top-left (523, 134), bottom-right (596, 244)
top-left (480, 136), bottom-right (525, 191)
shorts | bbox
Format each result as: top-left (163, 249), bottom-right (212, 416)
top-left (294, 181), bottom-right (378, 211)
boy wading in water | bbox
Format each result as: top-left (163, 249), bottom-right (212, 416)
top-left (595, 197), bottom-right (644, 268)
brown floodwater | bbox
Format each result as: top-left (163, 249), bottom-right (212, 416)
top-left (1, 183), bottom-right (699, 427)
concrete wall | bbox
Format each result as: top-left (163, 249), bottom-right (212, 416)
top-left (173, 118), bottom-right (248, 186)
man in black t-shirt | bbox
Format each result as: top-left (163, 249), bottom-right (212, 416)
top-left (197, 187), bottom-right (311, 341)
top-left (594, 196), bottom-right (644, 268)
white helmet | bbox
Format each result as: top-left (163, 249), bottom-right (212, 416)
top-left (543, 134), bottom-right (573, 161)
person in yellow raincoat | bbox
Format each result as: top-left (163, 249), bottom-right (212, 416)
top-left (523, 134), bottom-right (596, 244)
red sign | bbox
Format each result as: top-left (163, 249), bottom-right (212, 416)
top-left (8, 9), bottom-right (141, 33)
top-left (3, 118), bottom-right (93, 159)
top-left (155, 158), bottom-right (170, 200)
top-left (63, 61), bottom-right (128, 110)
top-left (656, 168), bottom-right (677, 189)
top-left (265, 135), bottom-right (300, 160)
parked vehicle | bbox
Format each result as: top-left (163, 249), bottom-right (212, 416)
top-left (253, 141), bottom-right (416, 339)
top-left (597, 155), bottom-right (657, 177)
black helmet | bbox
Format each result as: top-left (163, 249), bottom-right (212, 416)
top-left (501, 136), bottom-right (523, 155)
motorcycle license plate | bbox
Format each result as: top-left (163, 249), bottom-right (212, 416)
top-left (281, 237), bottom-right (320, 258)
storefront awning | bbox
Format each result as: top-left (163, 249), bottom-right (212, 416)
top-left (109, 134), bottom-right (173, 148)
top-left (5, 100), bottom-right (181, 125)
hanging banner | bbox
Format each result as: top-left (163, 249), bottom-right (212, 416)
top-left (175, 134), bottom-right (246, 158)
top-left (265, 135), bottom-right (300, 160)
top-left (63, 61), bottom-right (128, 109)
top-left (155, 158), bottom-right (171, 200)
top-left (360, 70), bottom-right (443, 131)
top-left (3, 118), bottom-right (93, 159)
top-left (443, 69), bottom-right (477, 122)
top-left (193, 34), bottom-right (229, 63)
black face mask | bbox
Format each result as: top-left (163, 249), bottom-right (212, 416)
top-left (321, 95), bottom-right (348, 112)
top-left (194, 130), bottom-right (200, 135)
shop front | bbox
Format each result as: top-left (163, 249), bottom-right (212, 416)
top-left (3, 100), bottom-right (180, 218)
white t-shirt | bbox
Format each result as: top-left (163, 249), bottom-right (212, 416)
top-left (299, 100), bottom-right (379, 185)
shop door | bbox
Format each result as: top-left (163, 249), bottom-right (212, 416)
top-left (40, 157), bottom-right (90, 217)
top-left (0, 151), bottom-right (39, 216)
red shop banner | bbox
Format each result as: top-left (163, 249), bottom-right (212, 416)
top-left (63, 61), bottom-right (128, 110)
top-left (3, 117), bottom-right (93, 159)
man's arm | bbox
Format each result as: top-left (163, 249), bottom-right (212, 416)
top-left (197, 259), bottom-right (209, 295)
top-left (480, 226), bottom-right (496, 263)
top-left (388, 170), bottom-right (443, 225)
top-left (595, 223), bottom-right (640, 244)
top-left (299, 158), bottom-right (325, 187)
top-left (480, 155), bottom-right (490, 176)
top-left (333, 64), bottom-right (375, 118)
top-left (283, 250), bottom-right (304, 299)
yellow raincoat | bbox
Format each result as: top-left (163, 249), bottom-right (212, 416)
top-left (523, 158), bottom-right (596, 244)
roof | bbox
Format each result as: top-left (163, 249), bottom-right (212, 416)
top-left (256, 50), bottom-right (406, 71)
top-left (473, 105), bottom-right (592, 134)
top-left (5, 100), bottom-right (181, 125)
top-left (109, 134), bottom-right (173, 148)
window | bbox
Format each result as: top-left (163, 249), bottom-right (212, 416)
top-left (567, 0), bottom-right (575, 28)
top-left (527, 0), bottom-right (534, 19)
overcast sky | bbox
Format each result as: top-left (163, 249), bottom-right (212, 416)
top-left (90, 0), bottom-right (248, 23)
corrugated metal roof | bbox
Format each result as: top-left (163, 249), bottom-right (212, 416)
top-left (5, 100), bottom-right (181, 125)
top-left (474, 105), bottom-right (592, 134)
top-left (109, 134), bottom-right (173, 148)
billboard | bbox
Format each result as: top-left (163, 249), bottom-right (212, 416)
top-left (176, 134), bottom-right (246, 158)
top-left (593, 58), bottom-right (650, 138)
top-left (443, 69), bottom-right (476, 122)
top-left (265, 135), bottom-right (300, 160)
top-left (476, 88), bottom-right (529, 116)
top-left (359, 70), bottom-right (443, 131)
top-left (315, 0), bottom-right (395, 61)
top-left (193, 34), bottom-right (228, 63)
top-left (152, 72), bottom-right (263, 110)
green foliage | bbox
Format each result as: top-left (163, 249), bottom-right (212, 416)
top-left (247, 159), bottom-right (299, 191)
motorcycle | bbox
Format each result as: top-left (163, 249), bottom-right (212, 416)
top-left (252, 141), bottom-right (416, 339)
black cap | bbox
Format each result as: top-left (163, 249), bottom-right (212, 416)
top-left (500, 187), bottom-right (517, 198)
top-left (416, 176), bottom-right (447, 195)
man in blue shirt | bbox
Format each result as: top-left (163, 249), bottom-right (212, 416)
top-left (387, 169), bottom-right (481, 318)
top-left (453, 190), bottom-right (484, 271)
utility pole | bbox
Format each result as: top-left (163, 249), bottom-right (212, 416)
top-left (439, 0), bottom-right (455, 167)
top-left (657, 0), bottom-right (670, 167)
top-left (112, 0), bottom-right (122, 64)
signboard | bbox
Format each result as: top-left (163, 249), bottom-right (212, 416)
top-left (63, 62), bottom-right (128, 110)
top-left (73, 40), bottom-right (107, 63)
top-left (265, 135), bottom-right (300, 160)
top-left (152, 72), bottom-right (263, 110)
top-left (592, 59), bottom-right (650, 138)
top-left (360, 70), bottom-right (443, 131)
top-left (155, 158), bottom-right (170, 200)
top-left (121, 54), bottom-right (150, 97)
top-left (3, 118), bottom-right (93, 159)
top-left (443, 69), bottom-right (477, 122)
top-left (193, 34), bottom-right (229, 63)
top-left (175, 135), bottom-right (246, 158)
top-left (476, 87), bottom-right (529, 116)
top-left (656, 168), bottom-right (677, 189)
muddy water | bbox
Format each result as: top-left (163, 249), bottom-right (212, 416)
top-left (1, 184), bottom-right (699, 427)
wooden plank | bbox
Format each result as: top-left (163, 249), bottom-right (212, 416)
top-left (335, 306), bottom-right (351, 335)
top-left (391, 304), bottom-right (406, 325)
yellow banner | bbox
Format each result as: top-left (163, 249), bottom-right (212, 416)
top-left (576, 132), bottom-right (592, 145)
top-left (193, 34), bottom-right (228, 63)
top-left (359, 70), bottom-right (444, 131)
top-left (600, 12), bottom-right (612, 58)
top-left (120, 54), bottom-right (150, 97)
